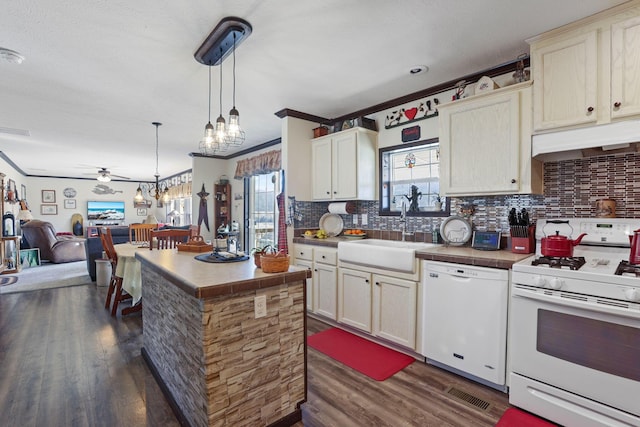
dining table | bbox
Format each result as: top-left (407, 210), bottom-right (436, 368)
top-left (114, 242), bottom-right (150, 310)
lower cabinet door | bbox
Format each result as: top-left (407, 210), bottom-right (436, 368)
top-left (373, 274), bottom-right (417, 349)
top-left (313, 263), bottom-right (337, 320)
top-left (338, 268), bottom-right (372, 332)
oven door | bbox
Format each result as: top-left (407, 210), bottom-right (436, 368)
top-left (510, 284), bottom-right (640, 418)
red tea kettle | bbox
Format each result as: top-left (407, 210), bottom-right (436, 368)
top-left (541, 220), bottom-right (587, 258)
top-left (630, 229), bottom-right (640, 265)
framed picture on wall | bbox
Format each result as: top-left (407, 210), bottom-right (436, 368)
top-left (42, 190), bottom-right (56, 203)
top-left (41, 204), bottom-right (58, 215)
top-left (137, 208), bottom-right (147, 216)
top-left (64, 199), bottom-right (76, 209)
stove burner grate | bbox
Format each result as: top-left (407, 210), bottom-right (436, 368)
top-left (614, 260), bottom-right (640, 276)
top-left (531, 256), bottom-right (586, 270)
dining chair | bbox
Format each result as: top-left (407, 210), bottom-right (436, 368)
top-left (129, 223), bottom-right (157, 244)
top-left (149, 229), bottom-right (191, 250)
top-left (101, 227), bottom-right (131, 316)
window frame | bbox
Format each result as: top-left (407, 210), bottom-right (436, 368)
top-left (378, 137), bottom-right (451, 217)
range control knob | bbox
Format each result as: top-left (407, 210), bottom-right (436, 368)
top-left (549, 278), bottom-right (564, 290)
top-left (624, 288), bottom-right (640, 302)
top-left (534, 276), bottom-right (547, 287)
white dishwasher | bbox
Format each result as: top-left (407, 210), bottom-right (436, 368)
top-left (421, 260), bottom-right (509, 391)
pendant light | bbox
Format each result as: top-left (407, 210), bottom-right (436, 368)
top-left (226, 33), bottom-right (245, 146)
top-left (214, 47), bottom-right (228, 147)
top-left (152, 122), bottom-right (169, 200)
top-left (199, 62), bottom-right (218, 155)
top-left (204, 64), bottom-right (215, 143)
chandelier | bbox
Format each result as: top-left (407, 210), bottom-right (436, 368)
top-left (195, 17), bottom-right (251, 155)
top-left (134, 122), bottom-right (169, 204)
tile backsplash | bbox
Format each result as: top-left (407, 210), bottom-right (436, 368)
top-left (293, 151), bottom-right (640, 235)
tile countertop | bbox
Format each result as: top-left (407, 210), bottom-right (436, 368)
top-left (292, 236), bottom-right (532, 269)
top-left (136, 249), bottom-right (310, 299)
top-left (415, 245), bottom-right (532, 269)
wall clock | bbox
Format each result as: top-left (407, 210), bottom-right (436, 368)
top-left (63, 187), bottom-right (77, 198)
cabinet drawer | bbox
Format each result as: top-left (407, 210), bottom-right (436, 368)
top-left (293, 245), bottom-right (314, 261)
top-left (315, 248), bottom-right (337, 265)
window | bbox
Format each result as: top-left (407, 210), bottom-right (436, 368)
top-left (379, 138), bottom-right (450, 216)
top-left (247, 172), bottom-right (280, 250)
top-left (165, 198), bottom-right (191, 226)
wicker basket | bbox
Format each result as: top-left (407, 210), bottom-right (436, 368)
top-left (260, 252), bottom-right (290, 273)
top-left (252, 245), bottom-right (275, 268)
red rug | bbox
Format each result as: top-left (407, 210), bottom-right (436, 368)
top-left (307, 327), bottom-right (414, 381)
top-left (496, 408), bottom-right (558, 427)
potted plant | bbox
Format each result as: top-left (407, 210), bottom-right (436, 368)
top-left (250, 245), bottom-right (275, 268)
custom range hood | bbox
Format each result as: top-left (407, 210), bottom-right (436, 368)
top-left (532, 120), bottom-right (640, 161)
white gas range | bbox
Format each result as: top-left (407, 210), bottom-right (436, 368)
top-left (510, 218), bottom-right (640, 427)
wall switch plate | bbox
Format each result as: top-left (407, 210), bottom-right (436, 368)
top-left (361, 214), bottom-right (368, 226)
top-left (254, 295), bottom-right (267, 318)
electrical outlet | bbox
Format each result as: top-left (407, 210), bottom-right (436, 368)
top-left (254, 295), bottom-right (267, 318)
top-left (361, 213), bottom-right (368, 226)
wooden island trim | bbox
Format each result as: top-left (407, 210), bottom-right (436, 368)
top-left (136, 250), bottom-right (309, 427)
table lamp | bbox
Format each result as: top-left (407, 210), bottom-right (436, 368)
top-left (145, 214), bottom-right (159, 225)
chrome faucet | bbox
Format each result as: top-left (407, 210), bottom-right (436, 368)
top-left (400, 201), bottom-right (412, 241)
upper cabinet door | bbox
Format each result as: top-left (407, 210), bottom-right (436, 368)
top-left (311, 137), bottom-right (333, 200)
top-left (439, 88), bottom-right (523, 195)
top-left (611, 15), bottom-right (640, 119)
top-left (332, 131), bottom-right (358, 200)
top-left (532, 31), bottom-right (598, 131)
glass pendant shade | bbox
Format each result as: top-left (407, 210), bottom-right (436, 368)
top-left (204, 121), bottom-right (214, 143)
top-left (97, 174), bottom-right (111, 182)
top-left (215, 114), bottom-right (227, 143)
top-left (134, 186), bottom-right (144, 202)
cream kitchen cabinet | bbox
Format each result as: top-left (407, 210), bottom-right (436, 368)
top-left (529, 3), bottom-right (640, 132)
top-left (338, 267), bottom-right (372, 332)
top-left (311, 127), bottom-right (377, 201)
top-left (439, 82), bottom-right (542, 196)
top-left (292, 244), bottom-right (314, 310)
top-left (338, 267), bottom-right (418, 350)
top-left (312, 247), bottom-right (338, 320)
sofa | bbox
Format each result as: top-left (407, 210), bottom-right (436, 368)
top-left (84, 224), bottom-right (197, 281)
top-left (21, 220), bottom-right (87, 264)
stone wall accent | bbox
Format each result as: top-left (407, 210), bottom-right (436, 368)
top-left (142, 264), bottom-right (305, 427)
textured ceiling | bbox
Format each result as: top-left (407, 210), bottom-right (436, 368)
top-left (0, 0), bottom-right (628, 181)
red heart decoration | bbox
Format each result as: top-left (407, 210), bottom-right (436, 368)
top-left (404, 107), bottom-right (418, 120)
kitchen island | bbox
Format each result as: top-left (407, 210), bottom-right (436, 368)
top-left (135, 249), bottom-right (310, 427)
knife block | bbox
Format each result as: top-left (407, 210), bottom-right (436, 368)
top-left (511, 225), bottom-right (536, 254)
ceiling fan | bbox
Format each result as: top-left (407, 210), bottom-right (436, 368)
top-left (95, 167), bottom-right (130, 182)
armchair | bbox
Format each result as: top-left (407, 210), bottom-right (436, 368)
top-left (21, 220), bottom-right (86, 264)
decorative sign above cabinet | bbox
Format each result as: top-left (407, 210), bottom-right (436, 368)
top-left (384, 97), bottom-right (439, 129)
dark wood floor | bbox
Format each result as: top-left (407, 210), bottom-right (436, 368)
top-left (0, 284), bottom-right (509, 426)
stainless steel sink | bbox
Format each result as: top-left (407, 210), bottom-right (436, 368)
top-left (337, 239), bottom-right (437, 273)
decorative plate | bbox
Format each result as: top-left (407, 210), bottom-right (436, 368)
top-left (440, 216), bottom-right (472, 246)
top-left (319, 213), bottom-right (344, 237)
top-left (63, 187), bottom-right (77, 198)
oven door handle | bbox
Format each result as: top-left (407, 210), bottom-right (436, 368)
top-left (512, 288), bottom-right (640, 320)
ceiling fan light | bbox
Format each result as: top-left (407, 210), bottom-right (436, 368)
top-left (97, 173), bottom-right (111, 182)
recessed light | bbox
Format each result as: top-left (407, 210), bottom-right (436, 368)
top-left (0, 47), bottom-right (25, 64)
top-left (409, 65), bottom-right (428, 75)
